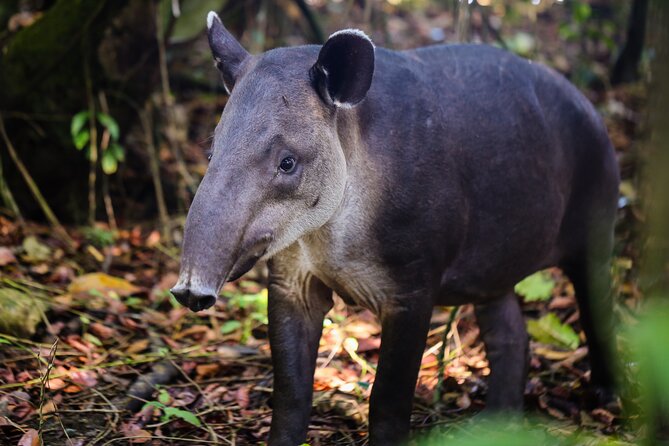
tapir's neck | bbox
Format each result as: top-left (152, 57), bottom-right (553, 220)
top-left (295, 107), bottom-right (393, 313)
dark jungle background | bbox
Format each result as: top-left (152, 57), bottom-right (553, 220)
top-left (0, 0), bottom-right (668, 445)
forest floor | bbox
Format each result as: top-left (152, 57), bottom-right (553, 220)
top-left (0, 2), bottom-right (655, 441)
top-left (0, 81), bottom-right (649, 445)
top-left (0, 213), bottom-right (643, 446)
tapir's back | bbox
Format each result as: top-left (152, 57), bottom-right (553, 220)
top-left (359, 44), bottom-right (619, 299)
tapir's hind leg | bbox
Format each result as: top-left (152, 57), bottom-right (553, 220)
top-left (475, 292), bottom-right (529, 410)
top-left (561, 228), bottom-right (618, 403)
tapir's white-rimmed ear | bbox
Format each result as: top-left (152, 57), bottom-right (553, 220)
top-left (311, 29), bottom-right (375, 108)
top-left (207, 11), bottom-right (250, 94)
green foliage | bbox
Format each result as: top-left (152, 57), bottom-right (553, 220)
top-left (82, 226), bottom-right (115, 248)
top-left (221, 287), bottom-right (268, 343)
top-left (70, 111), bottom-right (125, 174)
top-left (515, 271), bottom-right (555, 302)
top-left (505, 32), bottom-right (535, 57)
top-left (626, 301), bottom-right (669, 431)
top-left (418, 417), bottom-right (629, 446)
top-left (527, 313), bottom-right (579, 349)
top-left (143, 389), bottom-right (202, 427)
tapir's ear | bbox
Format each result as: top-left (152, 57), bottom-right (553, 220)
top-left (311, 29), bottom-right (375, 108)
top-left (207, 11), bottom-right (250, 94)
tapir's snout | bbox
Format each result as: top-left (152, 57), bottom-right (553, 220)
top-left (170, 285), bottom-right (218, 312)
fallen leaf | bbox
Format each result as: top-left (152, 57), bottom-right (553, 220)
top-left (0, 287), bottom-right (48, 336)
top-left (41, 399), bottom-right (57, 414)
top-left (18, 428), bottom-right (39, 446)
top-left (515, 271), bottom-right (555, 302)
top-left (0, 247), bottom-right (16, 265)
top-left (22, 236), bottom-right (51, 262)
top-left (527, 313), bottom-right (580, 350)
top-left (70, 369), bottom-right (98, 388)
top-left (46, 378), bottom-right (67, 390)
top-left (68, 273), bottom-right (140, 297)
top-left (196, 363), bottom-right (220, 379)
top-left (125, 339), bottom-right (149, 355)
top-left (456, 392), bottom-right (471, 409)
top-left (146, 230), bottom-right (161, 247)
top-left (235, 385), bottom-right (250, 409)
top-left (89, 322), bottom-right (116, 339)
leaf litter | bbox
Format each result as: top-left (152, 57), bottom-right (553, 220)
top-left (0, 220), bottom-right (640, 445)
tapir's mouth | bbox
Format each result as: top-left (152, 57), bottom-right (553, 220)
top-left (171, 232), bottom-right (273, 312)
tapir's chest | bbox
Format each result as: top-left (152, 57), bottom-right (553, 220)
top-left (297, 215), bottom-right (393, 315)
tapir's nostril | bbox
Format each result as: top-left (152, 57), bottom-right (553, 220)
top-left (170, 286), bottom-right (217, 312)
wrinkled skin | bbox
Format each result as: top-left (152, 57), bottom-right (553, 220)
top-left (172, 12), bottom-right (620, 446)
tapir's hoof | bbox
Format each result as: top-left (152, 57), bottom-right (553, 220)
top-left (588, 386), bottom-right (621, 414)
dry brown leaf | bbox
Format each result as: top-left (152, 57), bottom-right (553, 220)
top-left (46, 378), bottom-right (67, 390)
top-left (41, 399), bottom-right (57, 414)
top-left (174, 325), bottom-right (210, 340)
top-left (456, 392), bottom-right (472, 409)
top-left (18, 428), bottom-right (39, 446)
top-left (89, 322), bottom-right (116, 339)
top-left (196, 363), bottom-right (220, 379)
top-left (592, 408), bottom-right (616, 425)
top-left (70, 369), bottom-right (98, 388)
top-left (125, 339), bottom-right (150, 355)
top-left (146, 230), bottom-right (161, 247)
top-left (0, 247), bottom-right (16, 265)
top-left (128, 429), bottom-right (152, 443)
top-left (68, 273), bottom-right (140, 297)
top-left (235, 385), bottom-right (250, 409)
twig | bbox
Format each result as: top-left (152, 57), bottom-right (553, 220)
top-left (0, 116), bottom-right (74, 248)
top-left (0, 144), bottom-right (22, 221)
top-left (140, 105), bottom-right (171, 245)
top-left (87, 387), bottom-right (120, 446)
top-left (433, 306), bottom-right (460, 404)
top-left (155, 4), bottom-right (198, 212)
top-left (98, 91), bottom-right (118, 232)
top-left (38, 338), bottom-right (65, 443)
top-left (84, 48), bottom-right (99, 226)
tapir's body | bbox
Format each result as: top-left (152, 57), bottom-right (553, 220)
top-left (172, 15), bottom-right (619, 446)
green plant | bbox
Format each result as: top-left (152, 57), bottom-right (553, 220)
top-left (143, 389), bottom-right (201, 427)
top-left (515, 270), bottom-right (556, 302)
top-left (71, 111), bottom-right (125, 174)
top-left (221, 287), bottom-right (268, 343)
top-left (82, 226), bottom-right (115, 248)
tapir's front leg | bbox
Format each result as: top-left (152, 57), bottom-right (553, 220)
top-left (369, 298), bottom-right (433, 445)
top-left (267, 258), bottom-right (333, 446)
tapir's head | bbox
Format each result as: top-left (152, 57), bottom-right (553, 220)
top-left (171, 12), bottom-right (375, 311)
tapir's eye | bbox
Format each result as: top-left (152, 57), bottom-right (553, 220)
top-left (278, 156), bottom-right (296, 173)
top-left (207, 153), bottom-right (213, 162)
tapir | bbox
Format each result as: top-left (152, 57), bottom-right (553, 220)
top-left (171, 11), bottom-right (620, 446)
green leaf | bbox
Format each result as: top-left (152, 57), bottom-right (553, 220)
top-left (163, 407), bottom-right (201, 426)
top-left (109, 142), bottom-right (125, 162)
top-left (573, 2), bottom-right (592, 23)
top-left (73, 129), bottom-right (90, 150)
top-left (84, 333), bottom-right (102, 347)
top-left (71, 111), bottom-right (89, 138)
top-left (527, 313), bottom-right (580, 350)
top-left (515, 271), bottom-right (555, 302)
top-left (158, 389), bottom-right (170, 404)
top-left (101, 150), bottom-right (118, 174)
top-left (22, 235), bottom-right (52, 262)
top-left (97, 112), bottom-right (120, 141)
top-left (142, 401), bottom-right (165, 411)
top-left (220, 320), bottom-right (242, 334)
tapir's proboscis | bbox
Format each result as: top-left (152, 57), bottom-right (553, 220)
top-left (171, 11), bottom-right (620, 445)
